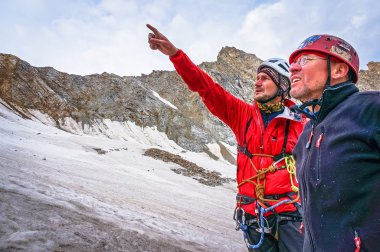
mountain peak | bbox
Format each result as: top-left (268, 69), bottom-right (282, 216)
top-left (0, 50), bottom-right (379, 153)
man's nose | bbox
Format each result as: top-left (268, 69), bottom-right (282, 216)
top-left (289, 63), bottom-right (301, 73)
top-left (254, 80), bottom-right (262, 87)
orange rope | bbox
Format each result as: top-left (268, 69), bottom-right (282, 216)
top-left (238, 163), bottom-right (277, 188)
top-left (250, 153), bottom-right (274, 158)
top-left (238, 154), bottom-right (299, 205)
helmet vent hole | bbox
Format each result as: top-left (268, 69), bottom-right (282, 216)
top-left (279, 64), bottom-right (289, 73)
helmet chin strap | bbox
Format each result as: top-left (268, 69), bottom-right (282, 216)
top-left (258, 89), bottom-right (283, 104)
top-left (325, 55), bottom-right (331, 88)
top-left (298, 99), bottom-right (321, 112)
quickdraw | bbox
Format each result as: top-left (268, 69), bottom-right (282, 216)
top-left (235, 199), bottom-right (292, 249)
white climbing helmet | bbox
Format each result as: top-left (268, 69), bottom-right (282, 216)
top-left (257, 58), bottom-right (291, 98)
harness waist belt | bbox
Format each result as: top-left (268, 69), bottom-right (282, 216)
top-left (236, 192), bottom-right (297, 204)
top-left (245, 213), bottom-right (302, 225)
top-left (265, 191), bottom-right (297, 200)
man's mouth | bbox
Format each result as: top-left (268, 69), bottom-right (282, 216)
top-left (292, 77), bottom-right (301, 84)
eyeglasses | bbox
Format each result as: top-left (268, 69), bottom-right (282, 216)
top-left (291, 55), bottom-right (327, 67)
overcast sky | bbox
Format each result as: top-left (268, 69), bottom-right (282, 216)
top-left (1, 0), bottom-right (379, 76)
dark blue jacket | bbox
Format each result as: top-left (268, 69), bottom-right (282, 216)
top-left (293, 82), bottom-right (380, 251)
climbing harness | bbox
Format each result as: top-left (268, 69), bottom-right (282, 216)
top-left (235, 200), bottom-right (292, 249)
top-left (233, 190), bottom-right (301, 249)
top-left (235, 118), bottom-right (300, 249)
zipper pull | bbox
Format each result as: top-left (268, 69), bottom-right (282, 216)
top-left (316, 127), bottom-right (324, 148)
top-left (306, 127), bottom-right (314, 149)
top-left (299, 221), bottom-right (304, 235)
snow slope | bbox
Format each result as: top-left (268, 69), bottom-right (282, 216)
top-left (0, 102), bottom-right (245, 251)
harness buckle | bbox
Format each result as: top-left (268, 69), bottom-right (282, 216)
top-left (255, 226), bottom-right (272, 234)
top-left (236, 194), bottom-right (256, 205)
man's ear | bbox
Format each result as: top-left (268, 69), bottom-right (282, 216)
top-left (331, 62), bottom-right (350, 80)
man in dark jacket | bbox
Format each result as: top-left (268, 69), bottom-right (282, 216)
top-left (147, 24), bottom-right (305, 251)
top-left (289, 34), bottom-right (380, 251)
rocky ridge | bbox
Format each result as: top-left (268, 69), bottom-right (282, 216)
top-left (0, 47), bottom-right (379, 155)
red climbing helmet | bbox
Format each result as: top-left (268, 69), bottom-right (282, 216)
top-left (289, 35), bottom-right (359, 83)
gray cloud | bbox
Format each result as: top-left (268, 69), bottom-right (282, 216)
top-left (0, 0), bottom-right (378, 76)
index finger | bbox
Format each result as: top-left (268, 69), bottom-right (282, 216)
top-left (146, 24), bottom-right (160, 35)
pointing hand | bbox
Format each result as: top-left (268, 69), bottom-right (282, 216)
top-left (147, 24), bottom-right (178, 56)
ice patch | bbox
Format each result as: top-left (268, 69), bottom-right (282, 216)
top-left (29, 109), bottom-right (57, 126)
top-left (151, 90), bottom-right (178, 110)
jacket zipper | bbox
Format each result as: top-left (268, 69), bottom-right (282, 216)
top-left (316, 126), bottom-right (324, 182)
top-left (254, 106), bottom-right (265, 152)
top-left (301, 124), bottom-right (317, 251)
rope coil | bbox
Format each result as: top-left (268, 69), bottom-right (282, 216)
top-left (238, 154), bottom-right (299, 203)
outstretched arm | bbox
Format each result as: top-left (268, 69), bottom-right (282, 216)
top-left (146, 24), bottom-right (247, 132)
top-left (147, 24), bottom-right (178, 56)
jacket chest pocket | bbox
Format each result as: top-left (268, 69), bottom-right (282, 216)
top-left (312, 126), bottom-right (325, 186)
top-left (245, 126), bottom-right (262, 151)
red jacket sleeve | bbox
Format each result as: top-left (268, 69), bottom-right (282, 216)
top-left (169, 50), bottom-right (250, 133)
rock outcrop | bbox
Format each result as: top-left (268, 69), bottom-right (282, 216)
top-left (0, 47), bottom-right (379, 153)
top-left (358, 61), bottom-right (380, 91)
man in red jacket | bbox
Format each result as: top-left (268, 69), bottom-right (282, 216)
top-left (147, 24), bottom-right (305, 252)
